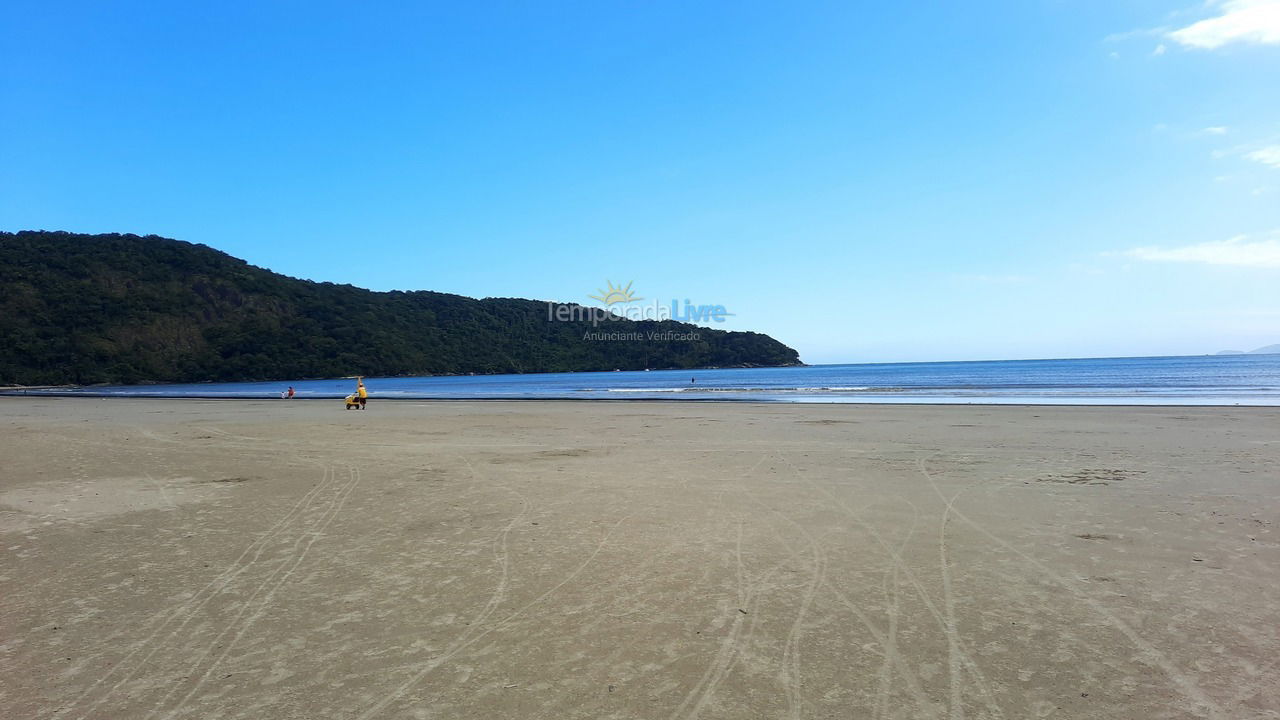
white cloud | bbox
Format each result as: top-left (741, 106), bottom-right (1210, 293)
top-left (1168, 0), bottom-right (1280, 49)
top-left (1122, 233), bottom-right (1280, 268)
top-left (1203, 126), bottom-right (1229, 135)
top-left (1153, 43), bottom-right (1168, 55)
top-left (1246, 145), bottom-right (1280, 168)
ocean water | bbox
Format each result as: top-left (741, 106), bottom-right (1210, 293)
top-left (12, 354), bottom-right (1280, 405)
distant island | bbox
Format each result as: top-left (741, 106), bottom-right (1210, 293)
top-left (1216, 344), bottom-right (1280, 356)
top-left (0, 231), bottom-right (801, 386)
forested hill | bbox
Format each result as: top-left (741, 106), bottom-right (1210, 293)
top-left (0, 231), bottom-right (801, 386)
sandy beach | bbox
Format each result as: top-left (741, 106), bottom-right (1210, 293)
top-left (1, 398), bottom-right (1277, 719)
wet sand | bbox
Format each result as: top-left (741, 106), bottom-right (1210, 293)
top-left (1, 398), bottom-right (1278, 719)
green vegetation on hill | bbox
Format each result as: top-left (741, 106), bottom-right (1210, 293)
top-left (0, 231), bottom-right (801, 385)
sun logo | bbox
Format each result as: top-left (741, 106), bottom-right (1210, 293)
top-left (589, 280), bottom-right (642, 305)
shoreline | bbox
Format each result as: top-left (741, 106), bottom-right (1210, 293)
top-left (7, 355), bottom-right (1276, 407)
top-left (2, 394), bottom-right (1277, 408)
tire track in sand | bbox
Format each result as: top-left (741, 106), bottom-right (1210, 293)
top-left (284, 456), bottom-right (536, 692)
top-left (775, 483), bottom-right (827, 720)
top-left (669, 457), bottom-right (773, 720)
top-left (671, 454), bottom-right (832, 720)
top-left (872, 498), bottom-right (927, 720)
top-left (777, 453), bottom-right (1005, 720)
top-left (151, 467), bottom-right (363, 720)
top-left (353, 458), bottom-right (631, 720)
top-left (938, 486), bottom-right (965, 720)
top-left (684, 453), bottom-right (937, 720)
top-left (64, 463), bottom-right (337, 720)
top-left (917, 456), bottom-right (1225, 720)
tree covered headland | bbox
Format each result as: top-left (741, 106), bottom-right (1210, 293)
top-left (0, 231), bottom-right (801, 386)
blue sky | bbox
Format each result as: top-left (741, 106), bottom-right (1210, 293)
top-left (2, 1), bottom-right (1278, 363)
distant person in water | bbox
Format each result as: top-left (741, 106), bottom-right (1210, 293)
top-left (356, 377), bottom-right (368, 408)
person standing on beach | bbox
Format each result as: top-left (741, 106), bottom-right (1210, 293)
top-left (356, 377), bottom-right (368, 409)
top-left (287, 386), bottom-right (295, 399)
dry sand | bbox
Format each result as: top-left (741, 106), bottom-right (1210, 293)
top-left (1, 398), bottom-right (1278, 719)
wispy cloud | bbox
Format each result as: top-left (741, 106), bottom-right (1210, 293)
top-left (1168, 0), bottom-right (1280, 49)
top-left (1121, 232), bottom-right (1280, 268)
top-left (1066, 262), bottom-right (1107, 277)
top-left (1202, 126), bottom-right (1229, 135)
top-left (954, 273), bottom-right (1034, 286)
top-left (1246, 145), bottom-right (1280, 168)
top-left (1104, 26), bottom-right (1169, 43)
